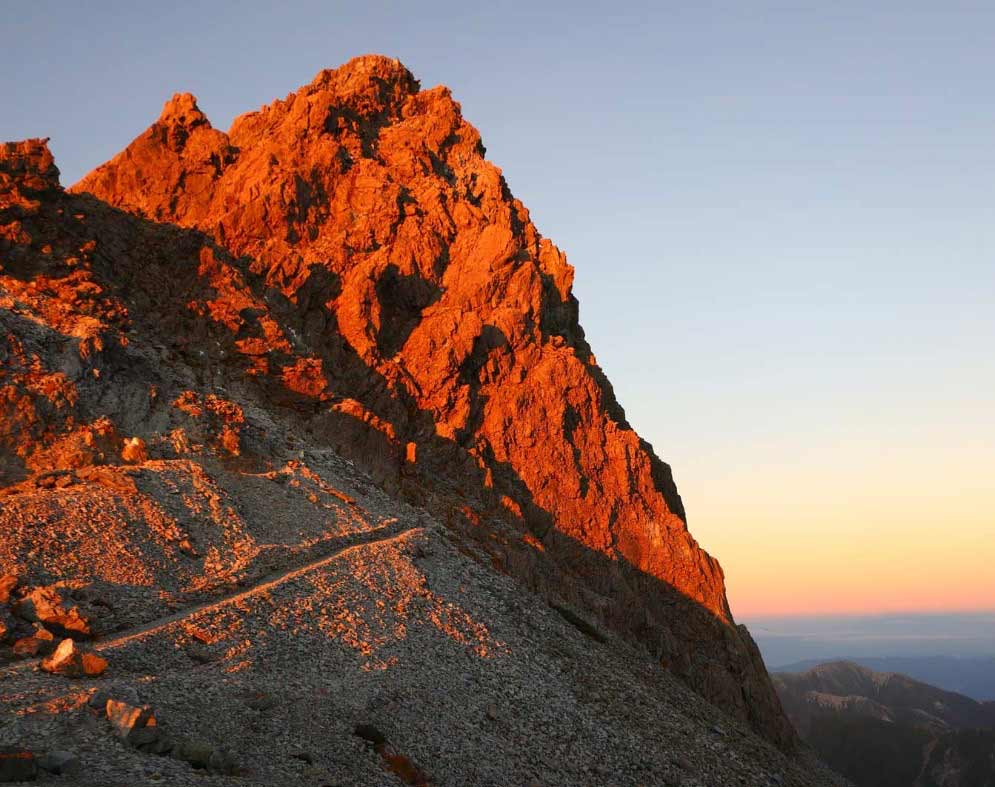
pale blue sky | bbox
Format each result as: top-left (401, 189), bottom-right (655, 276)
top-left (4, 1), bottom-right (994, 615)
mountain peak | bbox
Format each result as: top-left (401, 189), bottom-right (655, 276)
top-left (157, 91), bottom-right (210, 127)
top-left (62, 56), bottom-right (795, 747)
top-left (310, 53), bottom-right (417, 90)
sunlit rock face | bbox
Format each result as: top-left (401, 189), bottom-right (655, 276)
top-left (2, 56), bottom-right (793, 747)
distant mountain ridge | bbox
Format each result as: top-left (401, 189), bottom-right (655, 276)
top-left (774, 660), bottom-right (995, 787)
top-left (776, 656), bottom-right (995, 702)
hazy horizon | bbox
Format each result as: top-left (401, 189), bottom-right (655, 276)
top-left (746, 610), bottom-right (995, 676)
top-left (3, 0), bottom-right (993, 617)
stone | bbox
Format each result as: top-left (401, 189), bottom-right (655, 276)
top-left (12, 630), bottom-right (54, 658)
top-left (81, 652), bottom-right (108, 676)
top-left (0, 575), bottom-right (17, 604)
top-left (39, 637), bottom-right (77, 673)
top-left (37, 750), bottom-right (79, 776)
top-left (12, 587), bottom-right (90, 637)
top-left (139, 736), bottom-right (174, 756)
top-left (121, 436), bottom-right (148, 464)
top-left (183, 641), bottom-right (216, 664)
top-left (0, 747), bottom-right (36, 782)
top-left (106, 699), bottom-right (156, 745)
top-left (40, 638), bottom-right (107, 677)
top-left (88, 690), bottom-right (107, 710)
top-left (207, 748), bottom-right (237, 774)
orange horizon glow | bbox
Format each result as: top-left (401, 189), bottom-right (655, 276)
top-left (736, 607), bottom-right (995, 623)
top-left (678, 418), bottom-right (995, 619)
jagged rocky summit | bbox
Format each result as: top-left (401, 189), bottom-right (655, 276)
top-left (0, 56), bottom-right (826, 784)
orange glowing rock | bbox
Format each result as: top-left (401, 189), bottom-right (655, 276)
top-left (13, 587), bottom-right (91, 636)
top-left (0, 575), bottom-right (17, 604)
top-left (71, 54), bottom-right (722, 620)
top-left (0, 58), bottom-right (794, 746)
top-left (82, 652), bottom-right (109, 677)
top-left (121, 436), bottom-right (148, 464)
top-left (12, 628), bottom-right (54, 658)
top-left (106, 699), bottom-right (157, 744)
top-left (40, 637), bottom-right (107, 677)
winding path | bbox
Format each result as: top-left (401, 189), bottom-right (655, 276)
top-left (94, 522), bottom-right (420, 651)
top-left (5, 521), bottom-right (420, 673)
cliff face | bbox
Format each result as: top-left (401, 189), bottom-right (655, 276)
top-left (6, 55), bottom-right (791, 744)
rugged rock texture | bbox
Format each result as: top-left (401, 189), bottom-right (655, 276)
top-left (74, 56), bottom-right (712, 614)
top-left (0, 57), bottom-right (823, 783)
top-left (774, 662), bottom-right (995, 787)
top-left (68, 54), bottom-right (791, 745)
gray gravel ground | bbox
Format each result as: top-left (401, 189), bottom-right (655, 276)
top-left (2, 476), bottom-right (847, 786)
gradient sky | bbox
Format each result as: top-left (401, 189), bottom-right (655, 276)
top-left (3, 1), bottom-right (993, 618)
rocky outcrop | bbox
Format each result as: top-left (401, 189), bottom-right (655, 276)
top-left (75, 57), bottom-right (719, 619)
top-left (3, 56), bottom-right (792, 746)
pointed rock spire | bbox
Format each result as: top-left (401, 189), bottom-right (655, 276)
top-left (157, 92), bottom-right (210, 129)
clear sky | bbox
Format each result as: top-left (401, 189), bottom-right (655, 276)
top-left (3, 1), bottom-right (993, 618)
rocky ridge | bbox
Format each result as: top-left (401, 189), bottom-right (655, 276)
top-left (71, 54), bottom-right (790, 744)
top-left (0, 56), bottom-right (825, 784)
